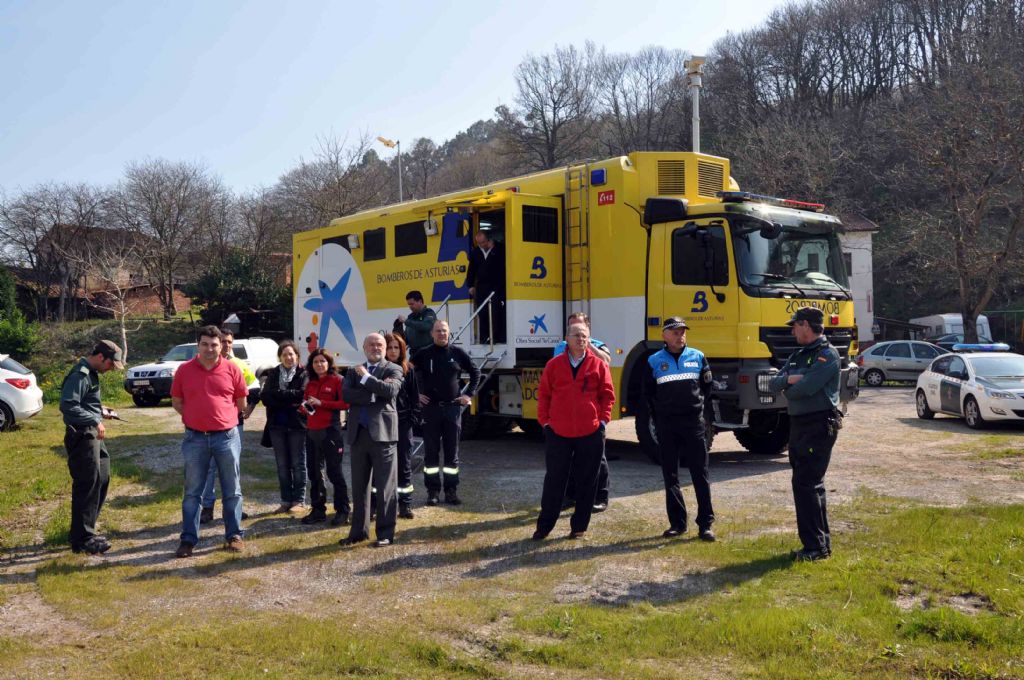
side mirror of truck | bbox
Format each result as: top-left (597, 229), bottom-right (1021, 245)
top-left (643, 197), bottom-right (688, 225)
top-left (759, 222), bottom-right (783, 239)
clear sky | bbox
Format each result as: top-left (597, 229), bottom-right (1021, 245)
top-left (0, 0), bottom-right (786, 194)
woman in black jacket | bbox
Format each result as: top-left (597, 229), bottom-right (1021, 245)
top-left (386, 332), bottom-right (421, 519)
top-left (260, 340), bottom-right (308, 514)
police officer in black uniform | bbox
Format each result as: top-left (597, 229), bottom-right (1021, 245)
top-left (642, 317), bottom-right (716, 541)
top-left (59, 340), bottom-right (123, 555)
top-left (768, 307), bottom-right (842, 562)
top-left (413, 320), bottom-right (481, 506)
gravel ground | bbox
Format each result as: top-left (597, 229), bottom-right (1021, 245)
top-left (2, 386), bottom-right (1022, 665)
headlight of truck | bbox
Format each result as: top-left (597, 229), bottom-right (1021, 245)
top-left (159, 368), bottom-right (174, 378)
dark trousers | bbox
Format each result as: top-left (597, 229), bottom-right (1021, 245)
top-left (64, 425), bottom-right (110, 547)
top-left (656, 416), bottom-right (714, 531)
top-left (565, 452), bottom-right (610, 505)
top-left (423, 403), bottom-right (461, 491)
top-left (397, 417), bottom-right (414, 501)
top-left (270, 427), bottom-right (307, 505)
top-left (306, 426), bottom-right (349, 515)
top-left (536, 428), bottom-right (605, 535)
top-left (349, 427), bottom-right (398, 541)
top-left (788, 412), bottom-right (837, 553)
top-left (476, 294), bottom-right (506, 344)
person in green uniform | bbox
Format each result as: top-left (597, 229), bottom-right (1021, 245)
top-left (60, 340), bottom-right (123, 555)
top-left (768, 307), bottom-right (842, 562)
top-left (394, 290), bottom-right (437, 353)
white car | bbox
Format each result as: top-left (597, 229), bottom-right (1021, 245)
top-left (915, 346), bottom-right (1024, 428)
top-left (0, 353), bottom-right (45, 431)
top-left (123, 337), bottom-right (278, 407)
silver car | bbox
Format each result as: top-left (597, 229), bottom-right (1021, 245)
top-left (855, 341), bottom-right (949, 386)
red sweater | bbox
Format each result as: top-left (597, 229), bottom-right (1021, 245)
top-left (537, 350), bottom-right (615, 438)
top-left (303, 373), bottom-right (348, 430)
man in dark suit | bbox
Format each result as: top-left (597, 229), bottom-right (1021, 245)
top-left (465, 229), bottom-right (506, 344)
top-left (340, 333), bottom-right (404, 547)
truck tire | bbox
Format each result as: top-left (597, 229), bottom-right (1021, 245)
top-left (132, 394), bottom-right (161, 408)
top-left (633, 400), bottom-right (661, 464)
top-left (459, 414), bottom-right (512, 440)
top-left (516, 418), bottom-right (544, 440)
top-left (734, 417), bottom-right (790, 456)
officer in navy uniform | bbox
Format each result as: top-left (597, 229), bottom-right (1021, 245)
top-left (642, 317), bottom-right (716, 541)
top-left (768, 307), bottom-right (842, 562)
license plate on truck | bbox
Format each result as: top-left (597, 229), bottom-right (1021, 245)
top-left (133, 380), bottom-right (150, 386)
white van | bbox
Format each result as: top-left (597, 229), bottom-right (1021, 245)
top-left (909, 313), bottom-right (992, 340)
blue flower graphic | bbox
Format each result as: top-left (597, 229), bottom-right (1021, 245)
top-left (303, 269), bottom-right (358, 350)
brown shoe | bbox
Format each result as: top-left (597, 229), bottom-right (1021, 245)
top-left (175, 541), bottom-right (194, 558)
top-left (289, 504), bottom-right (306, 514)
top-left (568, 531), bottom-right (587, 540)
top-left (275, 503), bottom-right (292, 514)
top-left (224, 536), bottom-right (244, 552)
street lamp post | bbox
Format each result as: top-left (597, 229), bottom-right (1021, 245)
top-left (377, 136), bottom-right (403, 202)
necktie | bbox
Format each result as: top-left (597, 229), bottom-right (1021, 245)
top-left (359, 364), bottom-right (375, 429)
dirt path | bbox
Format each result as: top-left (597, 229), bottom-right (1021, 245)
top-left (1, 387), bottom-right (1021, 663)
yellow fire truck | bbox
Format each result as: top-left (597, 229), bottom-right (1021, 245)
top-left (292, 151), bottom-right (859, 457)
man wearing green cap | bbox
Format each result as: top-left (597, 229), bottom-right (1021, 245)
top-left (59, 340), bottom-right (123, 555)
top-left (768, 307), bottom-right (842, 562)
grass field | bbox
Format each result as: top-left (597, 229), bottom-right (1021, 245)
top-left (2, 407), bottom-right (1022, 679)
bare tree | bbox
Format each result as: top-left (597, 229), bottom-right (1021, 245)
top-left (496, 43), bottom-right (600, 170)
top-left (237, 187), bottom-right (289, 262)
top-left (111, 159), bottom-right (226, 319)
top-left (275, 133), bottom-right (387, 229)
top-left (404, 138), bottom-right (441, 199)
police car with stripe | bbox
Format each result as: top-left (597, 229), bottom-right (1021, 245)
top-left (915, 343), bottom-right (1024, 429)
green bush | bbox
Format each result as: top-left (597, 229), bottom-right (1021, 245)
top-left (0, 311), bottom-right (40, 360)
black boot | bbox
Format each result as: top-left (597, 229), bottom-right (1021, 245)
top-left (399, 497), bottom-right (415, 519)
top-left (444, 489), bottom-right (462, 506)
top-left (426, 490), bottom-right (440, 506)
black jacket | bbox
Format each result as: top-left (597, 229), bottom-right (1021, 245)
top-left (466, 241), bottom-right (505, 300)
top-left (396, 366), bottom-right (422, 425)
top-left (260, 364), bottom-right (308, 430)
top-left (412, 343), bottom-right (481, 402)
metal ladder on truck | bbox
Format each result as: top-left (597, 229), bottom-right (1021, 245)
top-left (564, 164), bottom-right (591, 320)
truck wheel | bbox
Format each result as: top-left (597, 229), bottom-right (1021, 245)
top-left (132, 394), bottom-right (161, 408)
top-left (734, 418), bottom-right (790, 455)
top-left (516, 418), bottom-right (544, 439)
top-left (633, 401), bottom-right (661, 464)
top-left (460, 413), bottom-right (483, 440)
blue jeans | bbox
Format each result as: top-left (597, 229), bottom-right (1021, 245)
top-left (202, 423), bottom-right (243, 508)
top-left (181, 427), bottom-right (243, 545)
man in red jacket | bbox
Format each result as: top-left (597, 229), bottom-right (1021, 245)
top-left (533, 323), bottom-right (615, 540)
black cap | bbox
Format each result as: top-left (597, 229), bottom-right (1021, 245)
top-left (786, 307), bottom-right (824, 326)
top-left (662, 316), bottom-right (689, 331)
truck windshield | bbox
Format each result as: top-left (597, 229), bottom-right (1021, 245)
top-left (731, 217), bottom-right (849, 293)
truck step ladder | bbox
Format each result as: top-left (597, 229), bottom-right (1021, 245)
top-left (564, 164), bottom-right (591, 320)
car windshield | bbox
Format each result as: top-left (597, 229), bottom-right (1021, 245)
top-left (731, 216), bottom-right (849, 292)
top-left (161, 345), bottom-right (197, 362)
top-left (968, 355), bottom-right (1024, 378)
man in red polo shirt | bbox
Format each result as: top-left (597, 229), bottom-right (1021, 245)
top-left (171, 325), bottom-right (249, 558)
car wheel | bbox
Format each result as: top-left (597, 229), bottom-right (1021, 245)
top-left (132, 394), bottom-right (161, 408)
top-left (963, 396), bottom-right (986, 429)
top-left (0, 401), bottom-right (14, 432)
top-left (915, 390), bottom-right (935, 419)
top-left (863, 369), bottom-right (885, 387)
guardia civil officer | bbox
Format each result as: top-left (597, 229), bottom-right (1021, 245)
top-left (60, 340), bottom-right (124, 555)
top-left (768, 307), bottom-right (841, 562)
top-left (412, 320), bottom-right (481, 506)
top-left (642, 317), bottom-right (716, 541)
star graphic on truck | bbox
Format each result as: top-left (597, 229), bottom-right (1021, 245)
top-left (529, 314), bottom-right (548, 334)
top-left (303, 269), bottom-right (358, 350)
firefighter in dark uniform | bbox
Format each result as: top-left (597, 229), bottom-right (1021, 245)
top-left (59, 340), bottom-right (124, 555)
top-left (768, 307), bottom-right (842, 562)
top-left (642, 317), bottom-right (716, 541)
top-left (413, 320), bottom-right (481, 506)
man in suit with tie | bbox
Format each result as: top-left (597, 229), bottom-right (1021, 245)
top-left (341, 332), bottom-right (404, 547)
